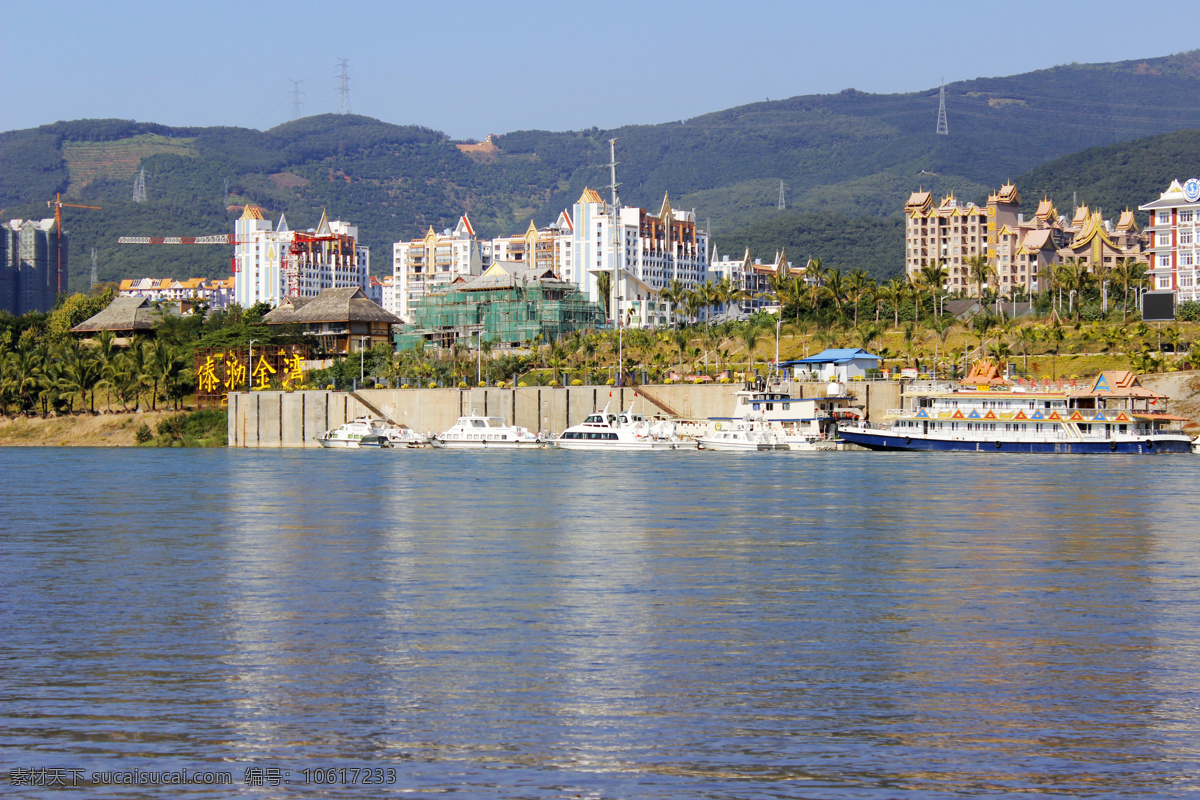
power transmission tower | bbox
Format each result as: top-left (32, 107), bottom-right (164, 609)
top-left (777, 180), bottom-right (787, 210)
top-left (224, 179), bottom-right (230, 207)
top-left (936, 77), bottom-right (949, 136)
top-left (133, 167), bottom-right (147, 203)
top-left (336, 58), bottom-right (351, 115)
top-left (289, 78), bottom-right (305, 120)
top-left (90, 248), bottom-right (98, 289)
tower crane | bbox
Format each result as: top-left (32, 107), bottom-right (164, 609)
top-left (48, 193), bottom-right (102, 295)
top-left (118, 229), bottom-right (350, 298)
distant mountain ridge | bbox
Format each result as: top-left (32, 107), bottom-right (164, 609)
top-left (1, 50), bottom-right (1198, 290)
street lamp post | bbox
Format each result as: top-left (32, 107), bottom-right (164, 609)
top-left (775, 316), bottom-right (783, 380)
top-left (476, 331), bottom-right (482, 385)
top-left (248, 339), bottom-right (256, 392)
top-left (360, 336), bottom-right (368, 386)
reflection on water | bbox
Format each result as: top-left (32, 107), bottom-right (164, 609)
top-left (3, 448), bottom-right (1199, 798)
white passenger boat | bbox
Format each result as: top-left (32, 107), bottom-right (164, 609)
top-left (555, 403), bottom-right (696, 450)
top-left (315, 416), bottom-right (393, 449)
top-left (705, 379), bottom-right (857, 451)
top-left (432, 412), bottom-right (542, 448)
top-left (697, 415), bottom-right (787, 451)
top-left (838, 365), bottom-right (1192, 455)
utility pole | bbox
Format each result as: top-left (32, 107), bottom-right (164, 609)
top-left (936, 77), bottom-right (949, 136)
top-left (336, 58), bottom-right (351, 115)
top-left (289, 78), bottom-right (305, 120)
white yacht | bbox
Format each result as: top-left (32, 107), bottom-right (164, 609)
top-left (315, 417), bottom-right (392, 449)
top-left (697, 414), bottom-right (787, 451)
top-left (706, 379), bottom-right (856, 451)
top-left (555, 403), bottom-right (696, 451)
top-left (432, 412), bottom-right (543, 448)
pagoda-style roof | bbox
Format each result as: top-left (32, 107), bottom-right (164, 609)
top-left (1035, 198), bottom-right (1057, 221)
top-left (1074, 371), bottom-right (1162, 399)
top-left (989, 183), bottom-right (1020, 205)
top-left (71, 296), bottom-right (165, 334)
top-left (961, 359), bottom-right (1012, 387)
top-left (1117, 209), bottom-right (1138, 231)
top-left (577, 187), bottom-right (603, 205)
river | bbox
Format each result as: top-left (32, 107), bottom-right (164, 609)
top-left (3, 448), bottom-right (1199, 798)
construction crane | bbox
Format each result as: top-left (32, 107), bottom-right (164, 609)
top-left (48, 193), bottom-right (102, 295)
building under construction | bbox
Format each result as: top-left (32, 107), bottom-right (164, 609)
top-left (1, 219), bottom-right (64, 315)
top-left (398, 263), bottom-right (603, 349)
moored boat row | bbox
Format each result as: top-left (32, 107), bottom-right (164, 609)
top-left (315, 367), bottom-right (1195, 455)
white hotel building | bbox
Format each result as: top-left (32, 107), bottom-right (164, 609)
top-left (233, 206), bottom-right (369, 308)
top-left (392, 189), bottom-right (710, 327)
top-left (1139, 178), bottom-right (1200, 302)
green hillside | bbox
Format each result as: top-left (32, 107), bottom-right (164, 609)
top-left (716, 128), bottom-right (1200, 280)
top-left (1, 50), bottom-right (1198, 291)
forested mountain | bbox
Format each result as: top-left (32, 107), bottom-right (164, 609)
top-left (1, 50), bottom-right (1198, 290)
top-left (713, 128), bottom-right (1200, 281)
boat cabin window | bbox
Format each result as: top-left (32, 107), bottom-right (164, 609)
top-left (471, 419), bottom-right (486, 428)
top-left (585, 414), bottom-right (602, 423)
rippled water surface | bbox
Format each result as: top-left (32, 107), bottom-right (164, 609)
top-left (3, 447), bottom-right (1200, 798)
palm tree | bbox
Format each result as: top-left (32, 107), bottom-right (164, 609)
top-left (965, 254), bottom-right (995, 300)
top-left (1112, 257), bottom-right (1146, 323)
top-left (742, 323), bottom-right (762, 377)
top-left (1061, 257), bottom-right (1091, 318)
top-left (1014, 325), bottom-right (1039, 374)
top-left (821, 267), bottom-right (847, 322)
top-left (919, 260), bottom-right (950, 318)
top-left (659, 278), bottom-right (686, 329)
top-left (877, 278), bottom-right (908, 329)
top-left (845, 268), bottom-right (872, 327)
top-left (596, 271), bottom-right (612, 321)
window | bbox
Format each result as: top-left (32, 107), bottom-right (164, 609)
top-left (1160, 255), bottom-right (1172, 268)
top-left (1181, 211), bottom-right (1194, 223)
top-left (1159, 211), bottom-right (1171, 225)
top-left (1159, 233), bottom-right (1172, 246)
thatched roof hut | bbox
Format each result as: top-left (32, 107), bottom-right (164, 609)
top-left (70, 296), bottom-right (165, 335)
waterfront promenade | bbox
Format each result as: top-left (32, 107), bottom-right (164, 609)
top-left (226, 381), bottom-right (903, 447)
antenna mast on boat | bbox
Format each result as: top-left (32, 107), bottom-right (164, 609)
top-left (607, 139), bottom-right (623, 384)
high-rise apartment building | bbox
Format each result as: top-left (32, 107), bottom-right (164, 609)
top-left (1139, 178), bottom-right (1200, 302)
top-left (233, 206), bottom-right (369, 308)
top-left (1, 219), bottom-right (64, 315)
top-left (392, 216), bottom-right (484, 322)
top-left (906, 183), bottom-right (1142, 297)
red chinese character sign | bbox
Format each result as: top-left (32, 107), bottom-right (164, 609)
top-left (195, 346), bottom-right (309, 407)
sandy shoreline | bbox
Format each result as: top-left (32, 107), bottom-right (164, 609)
top-left (0, 410), bottom-right (187, 447)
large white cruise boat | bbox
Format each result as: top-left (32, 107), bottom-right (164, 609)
top-left (705, 379), bottom-right (858, 451)
top-left (555, 403), bottom-right (696, 450)
top-left (432, 413), bottom-right (543, 448)
top-left (838, 364), bottom-right (1192, 455)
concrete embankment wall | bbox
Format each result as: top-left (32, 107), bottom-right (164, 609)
top-left (227, 381), bottom-right (903, 448)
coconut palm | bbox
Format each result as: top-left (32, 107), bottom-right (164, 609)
top-left (965, 254), bottom-right (995, 300)
top-left (877, 278), bottom-right (908, 329)
top-left (919, 260), bottom-right (950, 318)
top-left (844, 268), bottom-right (873, 327)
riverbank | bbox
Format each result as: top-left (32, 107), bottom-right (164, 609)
top-left (0, 408), bottom-right (226, 447)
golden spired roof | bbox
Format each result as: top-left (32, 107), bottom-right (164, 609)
top-left (577, 187), bottom-right (603, 205)
top-left (989, 183), bottom-right (1021, 205)
top-left (240, 205), bottom-right (265, 221)
top-left (659, 192), bottom-right (673, 222)
top-left (1117, 209), bottom-right (1138, 231)
top-left (1035, 198), bottom-right (1057, 221)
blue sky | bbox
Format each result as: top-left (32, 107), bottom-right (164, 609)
top-left (3, 0), bottom-right (1198, 140)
